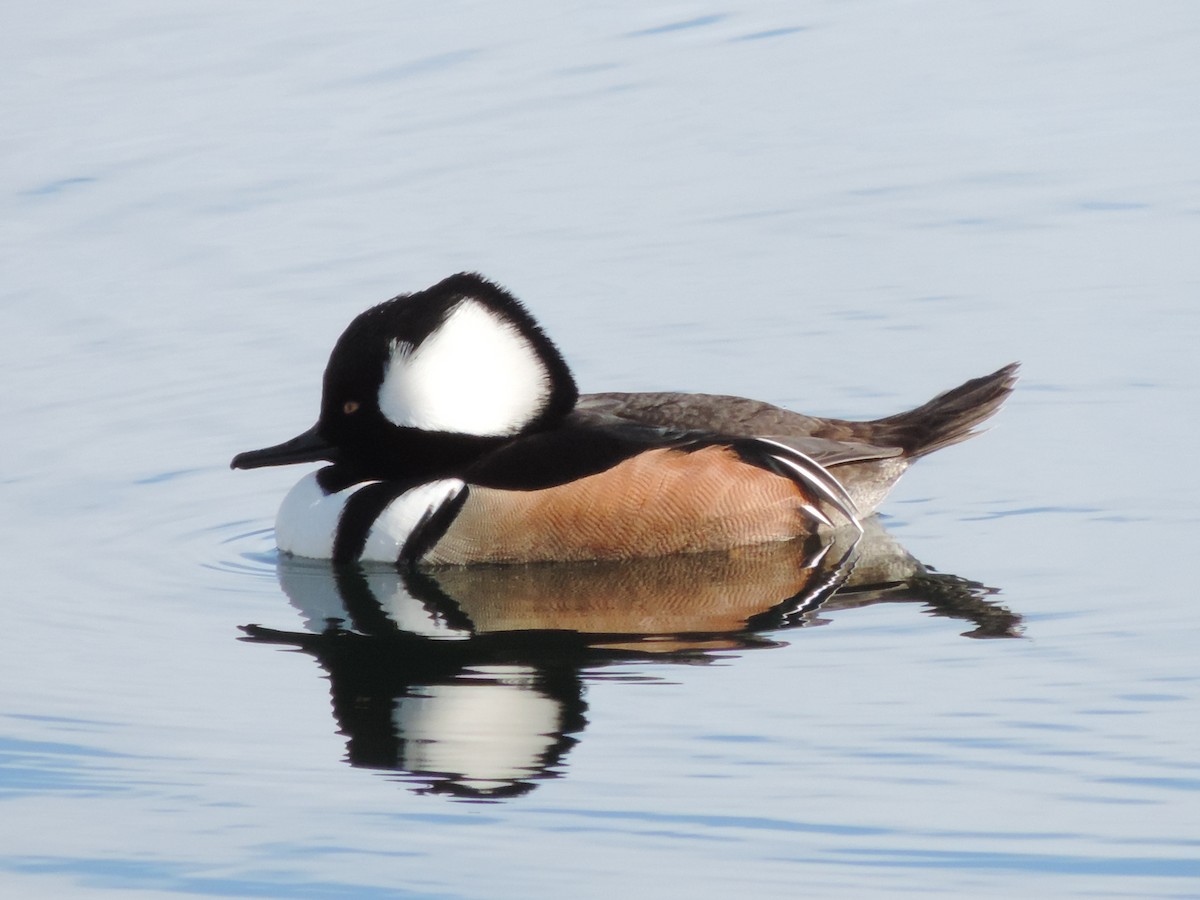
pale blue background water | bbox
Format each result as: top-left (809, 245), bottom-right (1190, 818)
top-left (3, 2), bottom-right (1200, 897)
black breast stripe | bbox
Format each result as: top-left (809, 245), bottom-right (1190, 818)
top-left (399, 485), bottom-right (470, 566)
top-left (332, 482), bottom-right (414, 564)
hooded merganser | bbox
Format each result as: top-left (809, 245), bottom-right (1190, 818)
top-left (231, 273), bottom-right (1017, 566)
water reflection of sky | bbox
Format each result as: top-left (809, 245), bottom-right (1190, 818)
top-left (4, 2), bottom-right (1200, 897)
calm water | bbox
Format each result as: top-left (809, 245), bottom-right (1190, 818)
top-left (4, 2), bottom-right (1200, 897)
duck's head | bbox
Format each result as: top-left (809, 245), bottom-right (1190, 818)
top-left (231, 273), bottom-right (579, 478)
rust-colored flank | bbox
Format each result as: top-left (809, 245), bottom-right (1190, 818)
top-left (425, 445), bottom-right (826, 565)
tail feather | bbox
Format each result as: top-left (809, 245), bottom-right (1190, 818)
top-left (871, 362), bottom-right (1019, 460)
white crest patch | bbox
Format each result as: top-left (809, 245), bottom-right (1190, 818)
top-left (377, 299), bottom-right (551, 436)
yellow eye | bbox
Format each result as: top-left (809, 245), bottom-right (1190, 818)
top-left (343, 400), bottom-right (360, 415)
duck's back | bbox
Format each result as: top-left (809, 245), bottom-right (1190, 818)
top-left (570, 363), bottom-right (1017, 516)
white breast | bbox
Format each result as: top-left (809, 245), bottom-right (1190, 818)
top-left (275, 471), bottom-right (466, 563)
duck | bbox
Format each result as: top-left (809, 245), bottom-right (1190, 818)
top-left (231, 273), bottom-right (1017, 566)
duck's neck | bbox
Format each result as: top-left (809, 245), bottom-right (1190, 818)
top-left (318, 429), bottom-right (508, 492)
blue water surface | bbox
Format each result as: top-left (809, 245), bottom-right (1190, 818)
top-left (3, 2), bottom-right (1200, 898)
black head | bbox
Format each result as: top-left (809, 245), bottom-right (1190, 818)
top-left (231, 273), bottom-right (579, 480)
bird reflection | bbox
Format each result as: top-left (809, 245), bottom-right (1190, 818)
top-left (241, 519), bottom-right (1020, 800)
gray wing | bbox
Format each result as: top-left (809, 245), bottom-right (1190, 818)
top-left (570, 392), bottom-right (907, 515)
top-left (573, 391), bottom-right (831, 436)
top-left (571, 392), bottom-right (903, 465)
